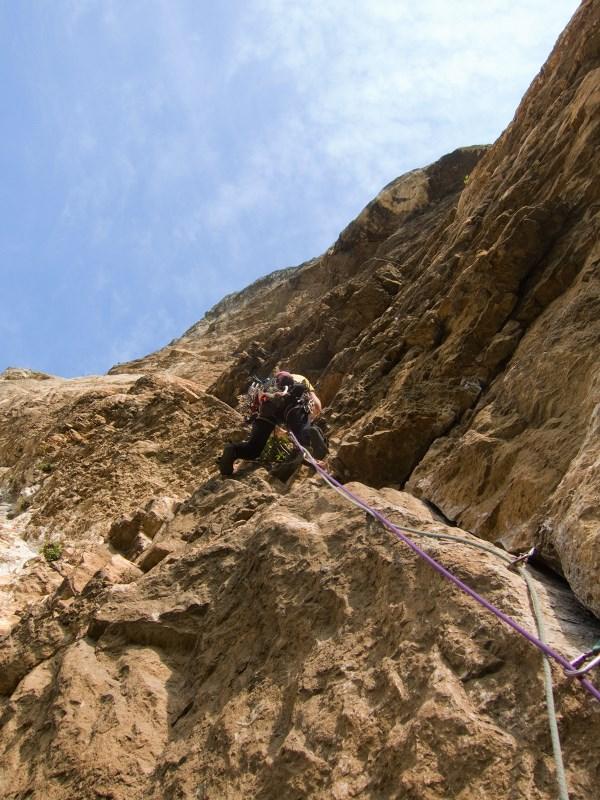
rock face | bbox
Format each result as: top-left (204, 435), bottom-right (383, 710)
top-left (111, 2), bottom-right (599, 616)
top-left (1, 2), bottom-right (600, 798)
top-left (0, 372), bottom-right (241, 543)
top-left (1, 473), bottom-right (600, 799)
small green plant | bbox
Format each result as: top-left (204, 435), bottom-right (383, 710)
top-left (463, 174), bottom-right (471, 186)
top-left (259, 435), bottom-right (295, 465)
top-left (42, 541), bottom-right (63, 562)
top-left (37, 460), bottom-right (53, 474)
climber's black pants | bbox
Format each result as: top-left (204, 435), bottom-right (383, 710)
top-left (232, 418), bottom-right (274, 460)
top-left (232, 406), bottom-right (311, 461)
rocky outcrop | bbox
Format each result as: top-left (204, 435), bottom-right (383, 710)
top-left (103, 2), bottom-right (600, 616)
top-left (0, 367), bottom-right (53, 381)
top-left (1, 3), bottom-right (600, 798)
top-left (1, 472), bottom-right (599, 799)
top-left (0, 372), bottom-right (243, 544)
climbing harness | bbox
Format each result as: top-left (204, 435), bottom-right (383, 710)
top-left (236, 376), bottom-right (327, 463)
top-left (289, 433), bottom-right (600, 800)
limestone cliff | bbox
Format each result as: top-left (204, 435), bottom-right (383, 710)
top-left (112, 0), bottom-right (600, 617)
top-left (1, 2), bottom-right (600, 799)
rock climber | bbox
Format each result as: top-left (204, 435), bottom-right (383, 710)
top-left (217, 370), bottom-right (326, 478)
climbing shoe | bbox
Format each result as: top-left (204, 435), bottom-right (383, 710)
top-left (308, 424), bottom-right (328, 459)
top-left (217, 443), bottom-right (236, 476)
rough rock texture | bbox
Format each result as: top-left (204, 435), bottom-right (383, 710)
top-left (108, 0), bottom-right (600, 617)
top-left (0, 372), bottom-right (241, 543)
top-left (0, 367), bottom-right (54, 381)
top-left (1, 3), bottom-right (600, 798)
top-left (1, 473), bottom-right (599, 799)
top-left (0, 371), bottom-right (244, 645)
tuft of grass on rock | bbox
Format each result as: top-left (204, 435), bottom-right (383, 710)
top-left (37, 461), bottom-right (53, 474)
top-left (259, 435), bottom-right (295, 465)
top-left (42, 541), bottom-right (63, 562)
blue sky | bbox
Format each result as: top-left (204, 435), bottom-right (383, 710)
top-left (0, 0), bottom-right (580, 378)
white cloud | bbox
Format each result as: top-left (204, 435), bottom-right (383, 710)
top-left (230, 0), bottom-right (579, 195)
top-left (55, 1), bottom-right (580, 252)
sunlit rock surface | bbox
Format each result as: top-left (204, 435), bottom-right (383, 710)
top-left (110, 1), bottom-right (600, 617)
top-left (1, 2), bottom-right (600, 798)
top-left (1, 474), bottom-right (599, 799)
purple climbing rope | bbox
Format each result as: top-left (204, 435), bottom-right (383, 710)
top-left (290, 433), bottom-right (600, 705)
